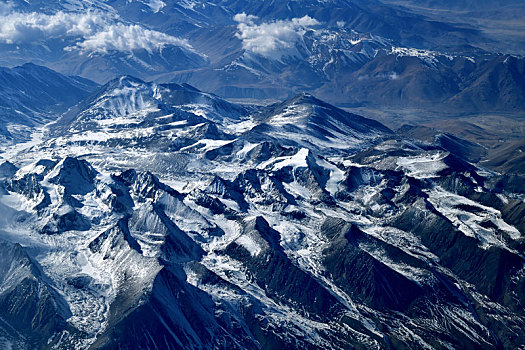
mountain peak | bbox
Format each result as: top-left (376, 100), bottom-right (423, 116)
top-left (281, 92), bottom-right (322, 107)
top-left (256, 91), bottom-right (391, 151)
top-left (47, 157), bottom-right (96, 195)
top-left (106, 75), bottom-right (148, 89)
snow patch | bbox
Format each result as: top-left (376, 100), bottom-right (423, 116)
top-left (396, 152), bottom-right (448, 178)
top-left (426, 187), bottom-right (521, 246)
top-left (235, 234), bottom-right (262, 256)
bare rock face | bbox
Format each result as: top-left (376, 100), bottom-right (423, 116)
top-left (0, 240), bottom-right (71, 349)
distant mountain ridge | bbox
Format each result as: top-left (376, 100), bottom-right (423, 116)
top-left (0, 0), bottom-right (523, 113)
top-left (0, 63), bottom-right (98, 145)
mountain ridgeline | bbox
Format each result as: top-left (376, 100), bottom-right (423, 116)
top-left (0, 63), bottom-right (98, 144)
top-left (0, 0), bottom-right (524, 114)
top-left (0, 68), bottom-right (523, 349)
top-left (0, 0), bottom-right (523, 349)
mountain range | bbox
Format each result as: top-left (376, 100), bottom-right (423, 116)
top-left (0, 65), bottom-right (524, 349)
top-left (0, 0), bottom-right (524, 113)
top-left (0, 1), bottom-right (524, 349)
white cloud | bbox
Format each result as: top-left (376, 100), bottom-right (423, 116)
top-left (0, 2), bottom-right (14, 16)
top-left (234, 13), bottom-right (319, 59)
top-left (0, 9), bottom-right (192, 54)
top-left (0, 11), bottom-right (107, 44)
top-left (69, 23), bottom-right (191, 54)
top-left (233, 13), bottom-right (258, 24)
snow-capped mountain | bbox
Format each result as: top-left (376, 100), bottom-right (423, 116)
top-left (0, 71), bottom-right (523, 349)
top-left (0, 0), bottom-right (524, 348)
top-left (0, 0), bottom-right (524, 113)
